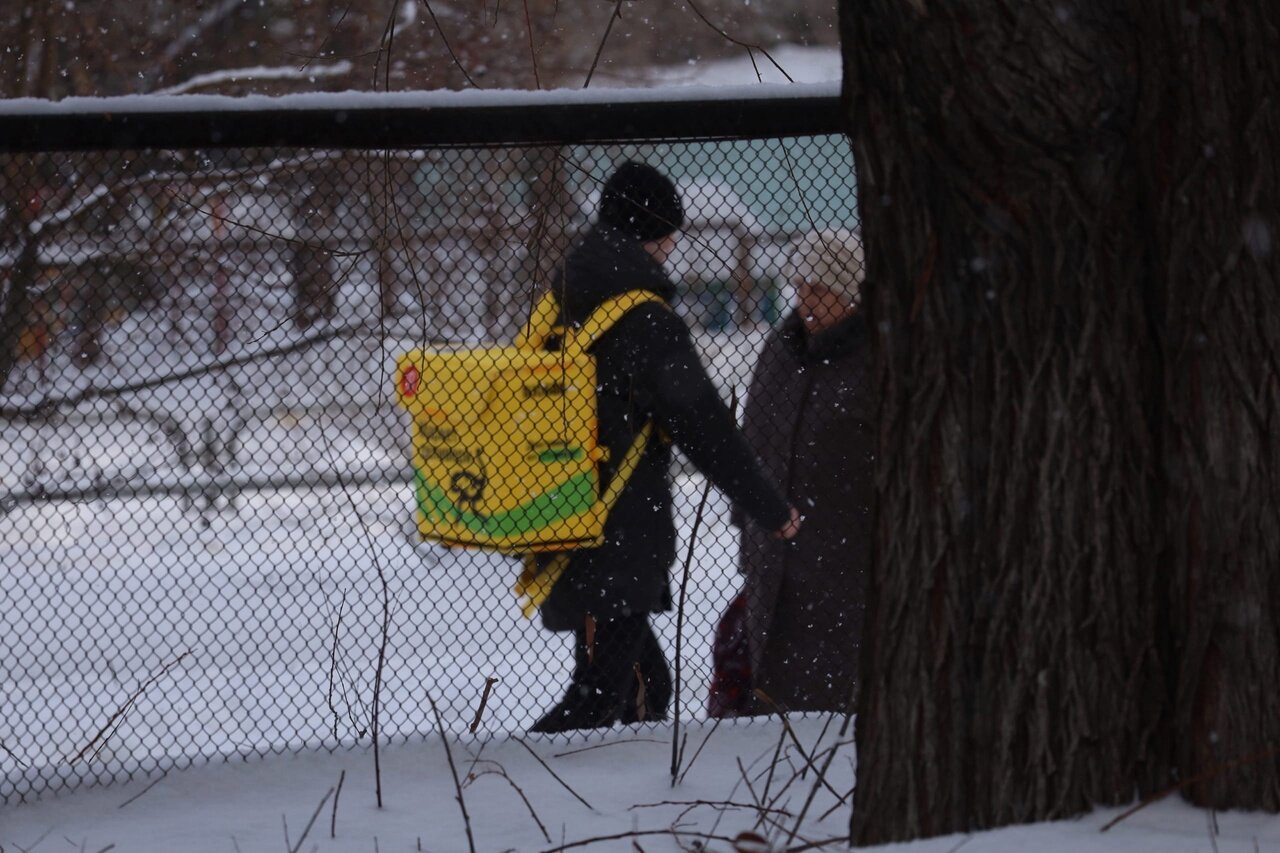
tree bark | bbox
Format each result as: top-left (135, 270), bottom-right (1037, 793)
top-left (1136, 1), bottom-right (1280, 809)
top-left (0, 156), bottom-right (40, 393)
top-left (843, 2), bottom-right (1164, 843)
top-left (292, 180), bottom-right (338, 330)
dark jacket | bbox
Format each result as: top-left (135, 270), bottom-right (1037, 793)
top-left (539, 226), bottom-right (790, 632)
top-left (736, 309), bottom-right (872, 712)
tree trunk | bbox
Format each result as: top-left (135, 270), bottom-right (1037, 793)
top-left (0, 229), bottom-right (37, 393)
top-left (0, 156), bottom-right (40, 393)
top-left (843, 2), bottom-right (1164, 843)
top-left (521, 147), bottom-right (574, 304)
top-left (292, 181), bottom-right (337, 330)
top-left (1137, 1), bottom-right (1280, 809)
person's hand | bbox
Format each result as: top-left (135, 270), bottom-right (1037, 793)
top-left (775, 507), bottom-right (803, 540)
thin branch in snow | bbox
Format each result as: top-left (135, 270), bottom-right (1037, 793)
top-left (671, 387), bottom-right (735, 786)
top-left (785, 711), bottom-right (855, 844)
top-left (287, 786), bottom-right (335, 853)
top-left (317, 423), bottom-right (392, 808)
top-left (0, 736), bottom-right (30, 769)
top-left (1099, 743), bottom-right (1280, 832)
top-left (674, 714), bottom-right (724, 785)
top-left (538, 828), bottom-right (741, 853)
top-left (331, 770), bottom-right (346, 839)
top-left (734, 757), bottom-right (765, 813)
top-left (373, 0), bottom-right (399, 92)
top-left (466, 762), bottom-right (552, 844)
top-left (325, 588), bottom-right (351, 739)
top-left (752, 689), bottom-right (843, 803)
top-left (428, 691), bottom-right (476, 853)
top-left (750, 724), bottom-right (789, 834)
top-left (628, 800), bottom-right (792, 817)
top-left (552, 738), bottom-right (665, 759)
top-left (67, 652), bottom-right (190, 765)
top-left (513, 738), bottom-right (595, 812)
top-left (785, 836), bottom-right (853, 852)
top-left (116, 773), bottom-right (168, 809)
top-left (153, 62), bottom-right (353, 96)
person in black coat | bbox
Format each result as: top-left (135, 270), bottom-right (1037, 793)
top-left (530, 161), bottom-right (800, 733)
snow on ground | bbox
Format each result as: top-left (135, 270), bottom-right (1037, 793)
top-left (5, 713), bottom-right (1279, 852)
top-left (0, 443), bottom-right (747, 804)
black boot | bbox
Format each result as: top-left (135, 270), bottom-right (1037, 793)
top-left (529, 684), bottom-right (619, 733)
top-left (620, 622), bottom-right (672, 724)
top-left (532, 614), bottom-right (657, 732)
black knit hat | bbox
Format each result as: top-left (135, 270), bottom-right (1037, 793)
top-left (597, 160), bottom-right (685, 242)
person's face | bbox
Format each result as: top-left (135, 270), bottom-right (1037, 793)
top-left (797, 278), bottom-right (858, 334)
top-left (643, 233), bottom-right (678, 265)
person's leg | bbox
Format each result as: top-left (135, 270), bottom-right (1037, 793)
top-left (530, 614), bottom-right (649, 733)
top-left (621, 620), bottom-right (672, 724)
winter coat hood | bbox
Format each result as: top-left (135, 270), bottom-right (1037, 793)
top-left (556, 226), bottom-right (678, 324)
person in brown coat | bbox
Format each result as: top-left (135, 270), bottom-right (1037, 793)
top-left (731, 228), bottom-right (872, 714)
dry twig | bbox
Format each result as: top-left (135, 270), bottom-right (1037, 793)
top-left (1100, 744), bottom-right (1280, 832)
top-left (429, 692), bottom-right (477, 853)
top-left (671, 389), bottom-right (736, 785)
top-left (470, 677), bottom-right (499, 733)
top-left (68, 652), bottom-right (190, 764)
top-left (287, 786), bottom-right (335, 853)
top-left (553, 738), bottom-right (664, 759)
top-left (538, 828), bottom-right (740, 852)
top-left (514, 737), bottom-right (595, 811)
top-left (467, 763), bottom-right (552, 844)
top-left (331, 769), bottom-right (346, 839)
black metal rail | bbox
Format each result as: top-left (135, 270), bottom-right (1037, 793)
top-left (0, 88), bottom-right (845, 152)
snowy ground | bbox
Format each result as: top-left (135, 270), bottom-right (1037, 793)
top-left (0, 468), bottom-right (745, 793)
top-left (5, 714), bottom-right (1280, 852)
top-left (0, 369), bottom-right (752, 804)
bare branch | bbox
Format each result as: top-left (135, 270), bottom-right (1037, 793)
top-left (583, 1), bottom-right (623, 89)
top-left (428, 692), bottom-right (477, 853)
top-left (680, 0), bottom-right (794, 83)
top-left (288, 787), bottom-right (335, 853)
top-left (67, 652), bottom-right (190, 765)
top-left (418, 0), bottom-right (486, 89)
top-left (514, 737), bottom-right (595, 812)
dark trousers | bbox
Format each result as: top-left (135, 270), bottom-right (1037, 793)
top-left (533, 614), bottom-right (673, 732)
top-left (573, 614), bottom-right (672, 723)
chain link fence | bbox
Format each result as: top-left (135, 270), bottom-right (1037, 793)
top-left (0, 94), bottom-right (866, 804)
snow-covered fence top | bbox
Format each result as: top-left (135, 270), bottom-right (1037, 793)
top-left (0, 82), bottom-right (842, 152)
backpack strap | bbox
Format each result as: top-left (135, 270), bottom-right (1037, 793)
top-left (518, 289), bottom-right (666, 352)
top-left (570, 289), bottom-right (669, 353)
top-left (516, 290), bottom-right (562, 350)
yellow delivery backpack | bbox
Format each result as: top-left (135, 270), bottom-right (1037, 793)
top-left (394, 289), bottom-right (666, 608)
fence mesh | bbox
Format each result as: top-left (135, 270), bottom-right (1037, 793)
top-left (0, 129), bottom-right (866, 804)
